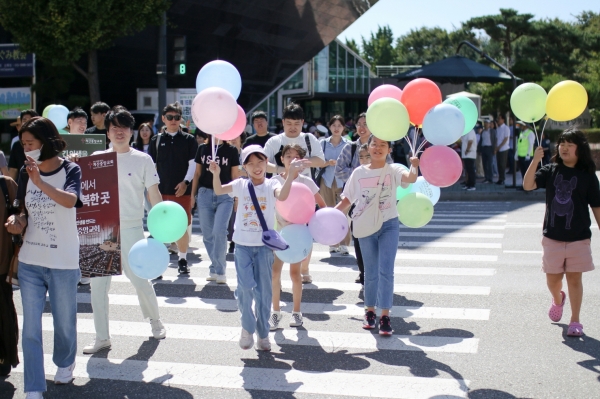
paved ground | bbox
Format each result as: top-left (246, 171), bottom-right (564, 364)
top-left (2, 200), bottom-right (600, 398)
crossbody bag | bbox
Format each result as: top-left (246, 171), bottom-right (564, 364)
top-left (248, 183), bottom-right (289, 251)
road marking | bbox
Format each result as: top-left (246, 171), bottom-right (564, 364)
top-left (20, 317), bottom-right (480, 354)
top-left (503, 250), bottom-right (542, 254)
top-left (399, 232), bottom-right (504, 239)
top-left (398, 241), bottom-right (501, 249)
top-left (400, 224), bottom-right (505, 230)
top-left (13, 353), bottom-right (470, 398)
top-left (434, 213), bottom-right (507, 218)
top-left (48, 293), bottom-right (490, 320)
top-left (430, 218), bottom-right (506, 223)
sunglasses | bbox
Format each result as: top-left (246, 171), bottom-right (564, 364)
top-left (165, 114), bottom-right (181, 121)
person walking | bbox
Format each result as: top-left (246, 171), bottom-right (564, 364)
top-left (66, 108), bottom-right (88, 134)
top-left (85, 102), bottom-right (110, 148)
top-left (8, 109), bottom-right (38, 181)
top-left (5, 117), bottom-right (82, 397)
top-left (495, 115), bottom-right (510, 185)
top-left (335, 136), bottom-right (419, 336)
top-left (461, 129), bottom-right (477, 191)
top-left (480, 120), bottom-right (496, 184)
top-left (243, 111), bottom-right (275, 148)
top-left (523, 128), bottom-right (600, 337)
top-left (515, 121), bottom-right (535, 182)
top-left (210, 145), bottom-right (304, 351)
top-left (133, 122), bottom-right (155, 154)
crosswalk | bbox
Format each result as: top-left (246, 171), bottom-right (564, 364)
top-left (11, 202), bottom-right (510, 398)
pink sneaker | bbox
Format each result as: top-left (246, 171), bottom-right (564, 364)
top-left (567, 322), bottom-right (584, 337)
top-left (548, 291), bottom-right (566, 322)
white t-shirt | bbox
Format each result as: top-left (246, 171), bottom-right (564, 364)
top-left (461, 130), bottom-right (477, 159)
top-left (229, 178), bottom-right (282, 246)
top-left (263, 133), bottom-right (325, 177)
top-left (273, 174), bottom-right (319, 229)
top-left (496, 124), bottom-right (510, 152)
top-left (342, 164), bottom-right (408, 224)
top-left (94, 149), bottom-right (160, 223)
top-left (19, 160), bottom-right (82, 269)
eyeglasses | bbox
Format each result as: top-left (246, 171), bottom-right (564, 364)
top-left (165, 114), bottom-right (181, 121)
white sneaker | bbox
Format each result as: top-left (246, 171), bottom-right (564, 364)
top-left (239, 328), bottom-right (254, 350)
top-left (339, 245), bottom-right (350, 255)
top-left (79, 277), bottom-right (91, 285)
top-left (289, 312), bottom-right (303, 327)
top-left (25, 392), bottom-right (43, 399)
top-left (269, 312), bottom-right (283, 331)
top-left (329, 246), bottom-right (339, 253)
top-left (255, 335), bottom-right (271, 351)
top-left (206, 273), bottom-right (217, 281)
top-left (54, 361), bottom-right (75, 384)
top-left (150, 319), bottom-right (166, 339)
top-left (216, 274), bottom-right (227, 284)
top-left (82, 339), bottom-right (111, 354)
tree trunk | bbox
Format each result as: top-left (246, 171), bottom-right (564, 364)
top-left (87, 50), bottom-right (101, 104)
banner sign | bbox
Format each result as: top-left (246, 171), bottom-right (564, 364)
top-left (0, 44), bottom-right (34, 78)
top-left (75, 152), bottom-right (121, 277)
top-left (178, 92), bottom-right (196, 131)
top-left (61, 134), bottom-right (106, 157)
top-left (0, 87), bottom-right (31, 119)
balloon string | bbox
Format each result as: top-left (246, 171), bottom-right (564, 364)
top-left (532, 123), bottom-right (542, 168)
top-left (415, 139), bottom-right (429, 155)
top-left (404, 136), bottom-right (415, 157)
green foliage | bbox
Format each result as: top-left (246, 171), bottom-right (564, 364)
top-left (345, 39), bottom-right (360, 55)
top-left (395, 27), bottom-right (479, 65)
top-left (545, 128), bottom-right (600, 143)
top-left (0, 0), bottom-right (170, 65)
top-left (361, 25), bottom-right (396, 67)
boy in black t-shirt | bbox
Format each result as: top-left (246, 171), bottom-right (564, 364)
top-left (524, 128), bottom-right (600, 337)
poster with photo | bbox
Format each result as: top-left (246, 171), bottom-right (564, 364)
top-left (75, 152), bottom-right (121, 277)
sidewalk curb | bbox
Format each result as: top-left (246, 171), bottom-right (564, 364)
top-left (439, 189), bottom-right (546, 202)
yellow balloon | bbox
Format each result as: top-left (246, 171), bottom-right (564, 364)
top-left (546, 80), bottom-right (588, 122)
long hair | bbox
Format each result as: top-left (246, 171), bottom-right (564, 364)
top-left (135, 122), bottom-right (154, 150)
top-left (552, 127), bottom-right (596, 174)
top-left (19, 117), bottom-right (66, 161)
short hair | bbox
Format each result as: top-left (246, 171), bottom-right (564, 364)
top-left (68, 107), bottom-right (88, 120)
top-left (251, 110), bottom-right (268, 123)
top-left (20, 109), bottom-right (39, 120)
top-left (105, 106), bottom-right (135, 130)
top-left (359, 143), bottom-right (369, 152)
top-left (282, 103), bottom-right (304, 120)
top-left (243, 152), bottom-right (267, 165)
top-left (163, 101), bottom-right (182, 116)
top-left (90, 102), bottom-right (110, 114)
top-left (19, 117), bottom-right (67, 161)
top-left (280, 144), bottom-right (306, 159)
top-left (194, 128), bottom-right (208, 139)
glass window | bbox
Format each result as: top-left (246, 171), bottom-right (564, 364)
top-left (347, 54), bottom-right (355, 94)
top-left (282, 69), bottom-right (304, 90)
top-left (356, 62), bottom-right (363, 94)
top-left (314, 47), bottom-right (329, 93)
top-left (268, 93), bottom-right (276, 127)
top-left (328, 43), bottom-right (337, 92)
top-left (337, 45), bottom-right (346, 93)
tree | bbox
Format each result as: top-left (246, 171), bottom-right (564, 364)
top-left (361, 25), bottom-right (396, 67)
top-left (395, 27), bottom-right (479, 65)
top-left (345, 38), bottom-right (360, 55)
top-left (0, 0), bottom-right (170, 104)
top-left (464, 8), bottom-right (534, 67)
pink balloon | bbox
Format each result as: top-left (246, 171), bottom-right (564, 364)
top-left (275, 182), bottom-right (316, 224)
top-left (420, 145), bottom-right (463, 188)
top-left (191, 87), bottom-right (238, 135)
top-left (215, 105), bottom-right (246, 141)
top-left (308, 208), bottom-right (348, 245)
top-left (368, 84), bottom-right (403, 106)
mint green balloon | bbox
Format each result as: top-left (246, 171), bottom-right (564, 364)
top-left (42, 104), bottom-right (55, 118)
top-left (397, 192), bottom-right (434, 228)
top-left (366, 97), bottom-right (410, 141)
top-left (443, 96), bottom-right (478, 135)
top-left (395, 163), bottom-right (412, 200)
top-left (147, 201), bottom-right (188, 243)
top-left (510, 83), bottom-right (547, 123)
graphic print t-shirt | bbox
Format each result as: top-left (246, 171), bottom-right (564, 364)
top-left (342, 164), bottom-right (408, 223)
top-left (229, 178), bottom-right (281, 246)
top-left (273, 174), bottom-right (319, 229)
top-left (18, 160), bottom-right (82, 269)
top-left (195, 143), bottom-right (241, 189)
top-left (535, 163), bottom-right (600, 242)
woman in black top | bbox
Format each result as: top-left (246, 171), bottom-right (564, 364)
top-left (133, 123), bottom-right (154, 154)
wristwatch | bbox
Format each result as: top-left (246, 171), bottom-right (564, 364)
top-left (184, 180), bottom-right (190, 185)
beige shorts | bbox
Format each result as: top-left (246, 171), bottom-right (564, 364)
top-left (541, 236), bottom-right (594, 274)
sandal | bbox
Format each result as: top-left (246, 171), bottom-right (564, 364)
top-left (567, 322), bottom-right (584, 337)
top-left (548, 291), bottom-right (566, 322)
top-left (301, 274), bottom-right (312, 284)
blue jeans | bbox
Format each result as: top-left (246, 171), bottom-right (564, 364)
top-left (197, 187), bottom-right (234, 275)
top-left (19, 262), bottom-right (80, 393)
top-left (358, 218), bottom-right (399, 310)
top-left (234, 244), bottom-right (274, 339)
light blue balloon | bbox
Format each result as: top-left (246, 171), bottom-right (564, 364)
top-left (128, 238), bottom-right (169, 279)
top-left (47, 105), bottom-right (69, 130)
top-left (275, 224), bottom-right (313, 264)
top-left (196, 60), bottom-right (242, 100)
top-left (422, 104), bottom-right (465, 146)
top-left (409, 176), bottom-right (441, 205)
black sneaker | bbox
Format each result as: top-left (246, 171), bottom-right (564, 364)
top-left (379, 315), bottom-right (393, 336)
top-left (228, 242), bottom-right (235, 253)
top-left (178, 259), bottom-right (190, 274)
top-left (363, 310), bottom-right (376, 329)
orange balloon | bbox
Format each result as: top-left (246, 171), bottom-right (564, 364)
top-left (400, 79), bottom-right (442, 125)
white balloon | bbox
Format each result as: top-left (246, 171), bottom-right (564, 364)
top-left (47, 105), bottom-right (69, 130)
top-left (409, 176), bottom-right (440, 205)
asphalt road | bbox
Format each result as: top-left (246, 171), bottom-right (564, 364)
top-left (2, 200), bottom-right (600, 398)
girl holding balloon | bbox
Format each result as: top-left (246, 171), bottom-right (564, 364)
top-left (335, 136), bottom-right (419, 335)
top-left (270, 144), bottom-right (327, 330)
top-left (209, 145), bottom-right (306, 351)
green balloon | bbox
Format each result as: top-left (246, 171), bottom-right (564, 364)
top-left (366, 98), bottom-right (410, 141)
top-left (42, 104), bottom-right (55, 118)
top-left (443, 96), bottom-right (478, 135)
top-left (394, 163), bottom-right (412, 200)
top-left (510, 83), bottom-right (547, 123)
top-left (397, 192), bottom-right (434, 228)
top-left (147, 201), bottom-right (188, 243)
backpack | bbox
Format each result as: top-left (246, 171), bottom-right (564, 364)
top-left (274, 134), bottom-right (312, 167)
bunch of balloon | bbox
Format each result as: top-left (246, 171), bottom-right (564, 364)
top-left (42, 104), bottom-right (69, 132)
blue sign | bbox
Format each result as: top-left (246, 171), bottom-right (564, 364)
top-left (0, 44), bottom-right (34, 78)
